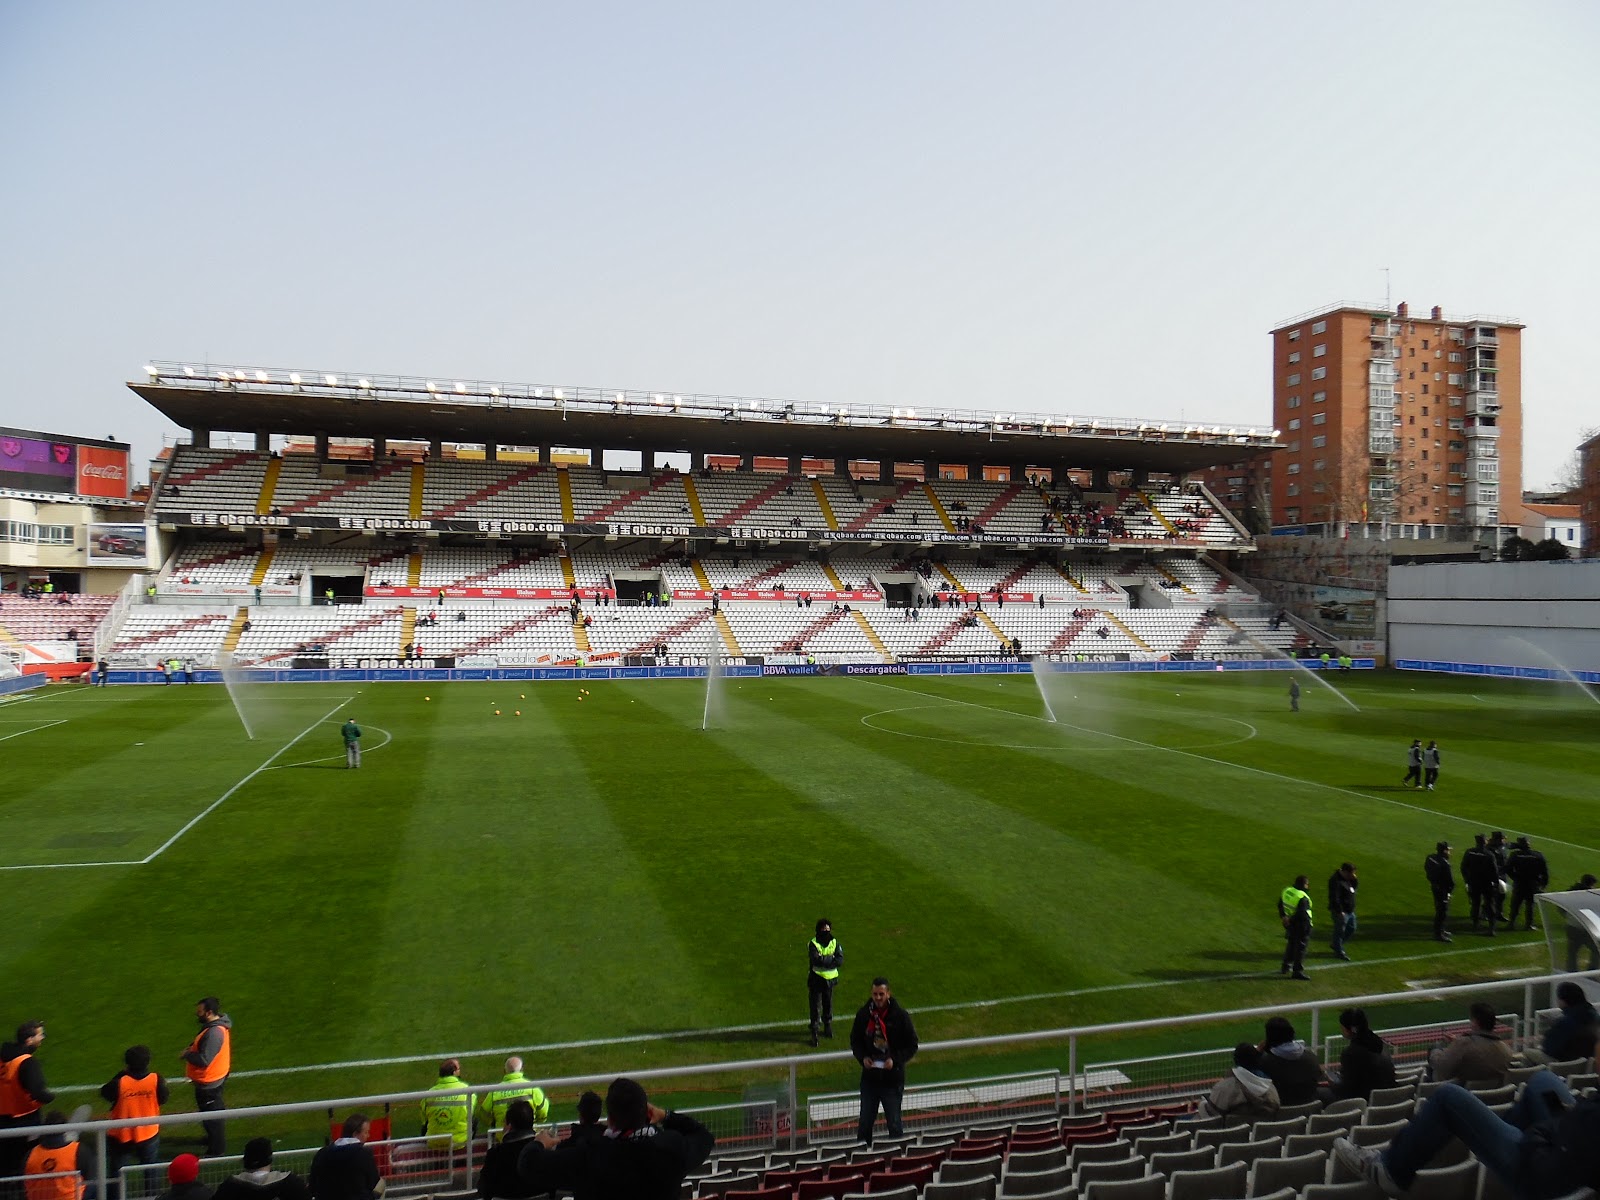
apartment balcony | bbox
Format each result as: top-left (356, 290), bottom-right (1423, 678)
top-left (1368, 364), bottom-right (1398, 385)
top-left (1466, 390), bottom-right (1501, 418)
top-left (1466, 329), bottom-right (1499, 349)
top-left (1464, 421), bottom-right (1500, 440)
top-left (1369, 436), bottom-right (1396, 455)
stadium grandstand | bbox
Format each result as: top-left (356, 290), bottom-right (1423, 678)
top-left (82, 362), bottom-right (1322, 675)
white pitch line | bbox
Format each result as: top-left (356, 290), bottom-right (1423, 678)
top-left (46, 938), bottom-right (1534, 1089)
top-left (858, 678), bottom-right (1600, 855)
top-left (0, 720), bottom-right (66, 742)
top-left (139, 700), bottom-right (354, 863)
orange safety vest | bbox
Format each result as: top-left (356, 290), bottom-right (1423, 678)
top-left (184, 1025), bottom-right (230, 1085)
top-left (0, 1053), bottom-right (40, 1118)
top-left (24, 1143), bottom-right (83, 1200)
top-left (109, 1073), bottom-right (162, 1143)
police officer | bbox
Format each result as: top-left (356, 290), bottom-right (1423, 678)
top-left (1426, 842), bottom-right (1455, 942)
top-left (1507, 837), bottom-right (1549, 931)
top-left (421, 1059), bottom-right (474, 1158)
top-left (1279, 876), bottom-right (1312, 980)
top-left (1461, 834), bottom-right (1498, 936)
top-left (481, 1056), bottom-right (548, 1134)
top-left (808, 919), bottom-right (844, 1048)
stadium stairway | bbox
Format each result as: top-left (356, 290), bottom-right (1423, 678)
top-left (558, 553), bottom-right (577, 589)
top-left (1153, 561), bottom-right (1193, 594)
top-left (255, 457), bottom-right (282, 515)
top-left (681, 474), bottom-right (709, 525)
top-left (407, 463), bottom-right (425, 518)
top-left (921, 482), bottom-right (959, 533)
top-left (221, 609), bottom-right (250, 655)
top-left (1052, 561), bottom-right (1090, 594)
top-left (248, 545), bottom-right (276, 588)
top-left (398, 608), bottom-right (416, 655)
top-left (713, 610), bottom-right (741, 656)
top-left (406, 552), bottom-right (422, 588)
top-left (974, 610), bottom-right (1013, 649)
top-left (556, 467), bottom-right (575, 522)
top-left (851, 611), bottom-right (893, 661)
top-left (572, 615), bottom-right (591, 653)
top-left (1104, 611), bottom-right (1153, 650)
top-left (776, 609), bottom-right (849, 653)
top-left (1142, 492), bottom-right (1179, 536)
top-left (690, 558), bottom-right (714, 589)
top-left (820, 561), bottom-right (847, 591)
top-left (810, 478), bottom-right (839, 530)
top-left (934, 562), bottom-right (966, 592)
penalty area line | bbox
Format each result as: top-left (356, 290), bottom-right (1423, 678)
top-left (140, 698), bottom-right (356, 864)
top-left (0, 720), bottom-right (67, 743)
top-left (43, 939), bottom-right (1529, 1088)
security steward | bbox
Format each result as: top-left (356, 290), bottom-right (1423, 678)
top-left (481, 1056), bottom-right (548, 1134)
top-left (0, 1021), bottom-right (53, 1194)
top-left (23, 1112), bottom-right (81, 1200)
top-left (808, 918), bottom-right (844, 1048)
top-left (421, 1059), bottom-right (475, 1157)
top-left (180, 997), bottom-right (232, 1157)
top-left (1279, 876), bottom-right (1313, 980)
top-left (101, 1045), bottom-right (169, 1181)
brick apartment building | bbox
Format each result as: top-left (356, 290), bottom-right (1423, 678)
top-left (1580, 429), bottom-right (1600, 557)
top-left (1263, 302), bottom-right (1523, 539)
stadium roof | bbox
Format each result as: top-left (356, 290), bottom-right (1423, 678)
top-left (131, 361), bottom-right (1280, 475)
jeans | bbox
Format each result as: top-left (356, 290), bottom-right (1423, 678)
top-left (1382, 1073), bottom-right (1572, 1192)
top-left (194, 1082), bottom-right (227, 1155)
top-left (1330, 912), bottom-right (1355, 955)
top-left (808, 977), bottom-right (836, 1034)
top-left (858, 1075), bottom-right (904, 1145)
top-left (107, 1137), bottom-right (161, 1199)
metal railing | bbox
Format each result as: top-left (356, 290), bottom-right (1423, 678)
top-left (2, 971), bottom-right (1590, 1189)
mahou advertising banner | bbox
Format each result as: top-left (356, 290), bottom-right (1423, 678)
top-left (76, 445), bottom-right (130, 499)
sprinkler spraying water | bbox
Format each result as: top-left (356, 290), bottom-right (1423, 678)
top-left (1509, 636), bottom-right (1600, 707)
top-left (702, 627), bottom-right (726, 731)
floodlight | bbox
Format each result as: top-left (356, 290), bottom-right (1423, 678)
top-left (324, 374), bottom-right (338, 386)
top-left (1272, 429), bottom-right (1282, 437)
top-left (184, 367), bottom-right (195, 377)
top-left (426, 381), bottom-right (437, 392)
top-left (255, 370), bottom-right (268, 382)
top-left (358, 378), bottom-right (371, 388)
top-left (455, 382), bottom-right (466, 393)
top-left (490, 386), bottom-right (500, 397)
top-left (143, 364), bottom-right (158, 376)
top-left (554, 389), bottom-right (564, 400)
top-left (217, 370), bottom-right (230, 381)
top-left (289, 373), bottom-right (301, 385)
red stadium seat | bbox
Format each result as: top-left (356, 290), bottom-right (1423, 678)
top-left (866, 1162), bottom-right (935, 1192)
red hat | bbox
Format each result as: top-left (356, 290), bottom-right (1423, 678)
top-left (168, 1155), bottom-right (201, 1185)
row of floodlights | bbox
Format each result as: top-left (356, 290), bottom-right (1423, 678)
top-left (143, 367), bottom-right (1277, 440)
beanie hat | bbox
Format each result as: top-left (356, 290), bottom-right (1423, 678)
top-left (243, 1138), bottom-right (273, 1170)
top-left (169, 1155), bottom-right (201, 1185)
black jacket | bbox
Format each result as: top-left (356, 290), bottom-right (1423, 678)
top-left (1327, 872), bottom-right (1356, 916)
top-left (1334, 1034), bottom-right (1398, 1100)
top-left (1461, 846), bottom-right (1497, 891)
top-left (517, 1112), bottom-right (714, 1200)
top-left (1508, 848), bottom-right (1550, 890)
top-left (1425, 853), bottom-right (1455, 895)
top-left (850, 998), bottom-right (919, 1087)
top-left (213, 1171), bottom-right (310, 1200)
top-left (476, 1130), bottom-right (542, 1199)
top-left (0, 1042), bottom-right (53, 1108)
top-left (308, 1140), bottom-right (381, 1200)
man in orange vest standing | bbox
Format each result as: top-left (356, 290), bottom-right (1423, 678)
top-left (1, 1021), bottom-right (52, 1198)
top-left (23, 1112), bottom-right (81, 1200)
top-left (101, 1045), bottom-right (169, 1188)
top-left (180, 998), bottom-right (231, 1157)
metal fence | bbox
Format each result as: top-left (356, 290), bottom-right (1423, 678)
top-left (1, 970), bottom-right (1591, 1191)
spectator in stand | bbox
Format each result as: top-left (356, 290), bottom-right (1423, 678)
top-left (1429, 1002), bottom-right (1513, 1087)
top-left (309, 1113), bottom-right (383, 1200)
top-left (1327, 1008), bottom-right (1397, 1101)
top-left (101, 1044), bottom-right (168, 1185)
top-left (515, 1077), bottom-right (713, 1200)
top-left (1335, 1069), bottom-right (1600, 1200)
top-left (157, 1156), bottom-right (212, 1200)
top-left (213, 1139), bottom-right (310, 1200)
top-left (1202, 1043), bottom-right (1280, 1120)
top-left (1259, 1016), bottom-right (1325, 1105)
top-left (567, 1091), bottom-right (604, 1147)
top-left (475, 1099), bottom-right (541, 1200)
top-left (22, 1111), bottom-right (80, 1200)
top-left (1528, 981), bottom-right (1599, 1065)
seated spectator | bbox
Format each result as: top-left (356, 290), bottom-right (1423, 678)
top-left (516, 1076), bottom-right (712, 1200)
top-left (1428, 1002), bottom-right (1513, 1087)
top-left (568, 1090), bottom-right (604, 1147)
top-left (1335, 1070), bottom-right (1599, 1200)
top-left (1203, 1043), bottom-right (1280, 1120)
top-left (476, 1098), bottom-right (542, 1199)
top-left (1259, 1016), bottom-right (1325, 1105)
top-left (214, 1138), bottom-right (311, 1200)
top-left (310, 1113), bottom-right (383, 1200)
top-left (159, 1155), bottom-right (214, 1200)
top-left (1328, 1007), bottom-right (1397, 1100)
top-left (1530, 980), bottom-right (1599, 1064)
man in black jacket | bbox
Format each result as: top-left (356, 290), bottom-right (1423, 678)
top-left (1425, 843), bottom-right (1455, 942)
top-left (1461, 835), bottom-right (1499, 936)
top-left (475, 1099), bottom-right (541, 1200)
top-left (850, 977), bottom-right (919, 1146)
top-left (1507, 837), bottom-right (1550, 931)
top-left (516, 1077), bottom-right (712, 1200)
top-left (309, 1113), bottom-right (383, 1200)
top-left (1328, 863), bottom-right (1357, 961)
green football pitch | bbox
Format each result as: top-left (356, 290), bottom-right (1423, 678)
top-left (2, 668), bottom-right (1594, 1123)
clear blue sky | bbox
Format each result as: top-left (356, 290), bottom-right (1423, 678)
top-left (2, 1), bottom-right (1595, 488)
